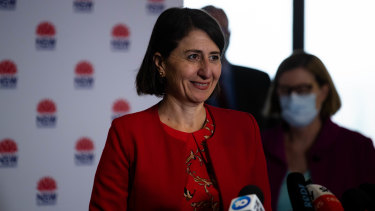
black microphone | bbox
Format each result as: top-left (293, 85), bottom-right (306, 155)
top-left (229, 185), bottom-right (265, 211)
top-left (286, 172), bottom-right (314, 211)
top-left (238, 185), bottom-right (264, 204)
top-left (342, 186), bottom-right (375, 211)
top-left (359, 183), bottom-right (375, 204)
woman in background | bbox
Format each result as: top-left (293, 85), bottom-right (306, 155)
top-left (262, 51), bottom-right (375, 211)
top-left (89, 7), bottom-right (271, 210)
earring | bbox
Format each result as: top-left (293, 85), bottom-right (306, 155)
top-left (159, 71), bottom-right (165, 78)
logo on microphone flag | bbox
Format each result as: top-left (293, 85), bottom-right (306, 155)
top-left (146, 0), bottom-right (165, 14)
top-left (0, 59), bottom-right (17, 89)
top-left (74, 60), bottom-right (94, 89)
top-left (306, 184), bottom-right (344, 210)
top-left (231, 196), bottom-right (251, 210)
top-left (112, 98), bottom-right (130, 120)
top-left (35, 21), bottom-right (56, 50)
top-left (111, 24), bottom-right (130, 51)
top-left (75, 137), bottom-right (95, 165)
top-left (36, 176), bottom-right (58, 206)
top-left (36, 99), bottom-right (57, 128)
top-left (0, 138), bottom-right (18, 167)
top-left (0, 0), bottom-right (16, 10)
top-left (73, 0), bottom-right (93, 12)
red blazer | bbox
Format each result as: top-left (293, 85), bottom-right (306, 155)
top-left (89, 104), bottom-right (272, 211)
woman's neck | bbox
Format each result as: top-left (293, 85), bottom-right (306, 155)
top-left (287, 117), bottom-right (322, 148)
top-left (284, 117), bottom-right (322, 173)
top-left (158, 97), bottom-right (206, 133)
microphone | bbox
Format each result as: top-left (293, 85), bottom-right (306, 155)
top-left (286, 172), bottom-right (314, 211)
top-left (305, 183), bottom-right (344, 211)
top-left (341, 187), bottom-right (375, 211)
top-left (359, 183), bottom-right (375, 204)
top-left (229, 185), bottom-right (265, 211)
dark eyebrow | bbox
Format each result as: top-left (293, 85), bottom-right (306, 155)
top-left (184, 49), bottom-right (220, 55)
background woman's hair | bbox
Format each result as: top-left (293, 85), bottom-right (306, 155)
top-left (264, 50), bottom-right (341, 120)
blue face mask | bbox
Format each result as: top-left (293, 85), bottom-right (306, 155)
top-left (279, 93), bottom-right (318, 127)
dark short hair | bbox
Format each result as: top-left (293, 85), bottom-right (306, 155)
top-left (136, 7), bottom-right (225, 97)
top-left (264, 50), bottom-right (341, 120)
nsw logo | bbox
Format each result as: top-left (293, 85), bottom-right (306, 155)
top-left (36, 176), bottom-right (58, 206)
top-left (74, 60), bottom-right (94, 89)
top-left (146, 0), bottom-right (165, 14)
top-left (75, 137), bottom-right (95, 165)
top-left (111, 24), bottom-right (130, 51)
top-left (112, 98), bottom-right (130, 120)
top-left (73, 0), bottom-right (93, 12)
top-left (0, 138), bottom-right (18, 167)
top-left (231, 196), bottom-right (251, 210)
top-left (36, 99), bottom-right (57, 128)
top-left (35, 21), bottom-right (56, 50)
top-left (0, 0), bottom-right (16, 10)
top-left (0, 59), bottom-right (17, 89)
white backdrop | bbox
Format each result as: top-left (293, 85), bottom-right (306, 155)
top-left (0, 0), bottom-right (182, 210)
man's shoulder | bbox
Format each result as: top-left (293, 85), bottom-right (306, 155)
top-left (230, 64), bottom-right (270, 80)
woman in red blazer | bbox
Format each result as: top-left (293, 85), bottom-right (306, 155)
top-left (89, 7), bottom-right (272, 211)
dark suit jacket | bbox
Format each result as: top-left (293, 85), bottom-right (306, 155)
top-left (207, 63), bottom-right (271, 129)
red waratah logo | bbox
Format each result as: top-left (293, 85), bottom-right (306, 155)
top-left (36, 176), bottom-right (58, 205)
top-left (36, 99), bottom-right (57, 127)
top-left (75, 137), bottom-right (94, 152)
top-left (0, 138), bottom-right (17, 154)
top-left (75, 137), bottom-right (95, 165)
top-left (36, 21), bottom-right (56, 50)
top-left (74, 60), bottom-right (94, 88)
top-left (74, 61), bottom-right (94, 88)
top-left (0, 59), bottom-right (18, 88)
top-left (112, 24), bottom-right (130, 38)
top-left (37, 176), bottom-right (57, 192)
top-left (36, 22), bottom-right (56, 37)
top-left (146, 0), bottom-right (165, 14)
top-left (0, 138), bottom-right (18, 167)
top-left (113, 99), bottom-right (130, 113)
top-left (111, 24), bottom-right (130, 50)
top-left (37, 99), bottom-right (57, 114)
top-left (75, 61), bottom-right (94, 76)
top-left (112, 98), bottom-right (131, 119)
top-left (0, 60), bottom-right (17, 75)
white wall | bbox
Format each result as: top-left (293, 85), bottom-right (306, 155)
top-left (0, 0), bottom-right (182, 210)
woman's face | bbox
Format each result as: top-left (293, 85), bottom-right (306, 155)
top-left (277, 67), bottom-right (328, 110)
top-left (156, 29), bottom-right (221, 105)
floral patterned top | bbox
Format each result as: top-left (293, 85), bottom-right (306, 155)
top-left (161, 107), bottom-right (219, 210)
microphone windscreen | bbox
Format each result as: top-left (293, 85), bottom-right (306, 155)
top-left (238, 185), bottom-right (264, 203)
top-left (359, 183), bottom-right (375, 202)
top-left (342, 186), bottom-right (375, 211)
top-left (306, 184), bottom-right (344, 211)
top-left (286, 172), bottom-right (314, 211)
top-left (341, 188), bottom-right (368, 211)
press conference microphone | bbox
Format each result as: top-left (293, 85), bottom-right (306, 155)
top-left (229, 185), bottom-right (265, 211)
top-left (359, 183), bottom-right (375, 204)
top-left (341, 187), bottom-right (375, 211)
top-left (305, 183), bottom-right (344, 211)
top-left (286, 172), bottom-right (314, 211)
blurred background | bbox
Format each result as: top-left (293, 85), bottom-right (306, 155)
top-left (0, 0), bottom-right (374, 210)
